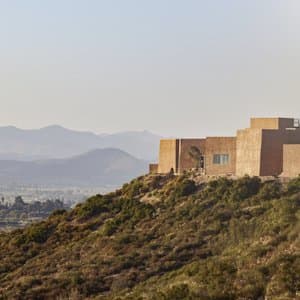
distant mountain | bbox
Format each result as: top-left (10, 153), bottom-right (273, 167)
top-left (0, 149), bottom-right (148, 187)
top-left (0, 125), bottom-right (161, 161)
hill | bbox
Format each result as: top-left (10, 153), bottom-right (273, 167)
top-left (0, 173), bottom-right (299, 299)
top-left (0, 149), bottom-right (148, 187)
top-left (0, 125), bottom-right (161, 161)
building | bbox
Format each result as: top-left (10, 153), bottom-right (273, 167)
top-left (150, 117), bottom-right (300, 177)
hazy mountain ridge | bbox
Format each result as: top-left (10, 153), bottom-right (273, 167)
top-left (0, 173), bottom-right (299, 299)
top-left (0, 125), bottom-right (161, 161)
top-left (0, 148), bottom-right (148, 187)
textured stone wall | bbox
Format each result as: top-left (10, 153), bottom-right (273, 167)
top-left (283, 144), bottom-right (300, 177)
top-left (236, 128), bottom-right (263, 176)
top-left (250, 117), bottom-right (294, 130)
top-left (251, 118), bottom-right (280, 130)
top-left (157, 139), bottom-right (178, 174)
top-left (205, 137), bottom-right (236, 175)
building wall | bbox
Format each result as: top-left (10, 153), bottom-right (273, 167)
top-left (238, 120), bottom-right (300, 176)
top-left (278, 118), bottom-right (296, 129)
top-left (149, 164), bottom-right (159, 174)
top-left (251, 118), bottom-right (280, 130)
top-left (250, 117), bottom-right (295, 130)
top-left (178, 139), bottom-right (206, 173)
top-left (260, 130), bottom-right (285, 176)
top-left (205, 137), bottom-right (236, 175)
top-left (236, 128), bottom-right (263, 176)
top-left (157, 139), bottom-right (179, 174)
top-left (260, 127), bottom-right (300, 176)
top-left (283, 144), bottom-right (300, 177)
top-left (156, 118), bottom-right (300, 177)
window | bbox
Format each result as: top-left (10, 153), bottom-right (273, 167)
top-left (213, 154), bottom-right (229, 165)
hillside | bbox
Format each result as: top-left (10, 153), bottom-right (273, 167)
top-left (0, 126), bottom-right (161, 161)
top-left (0, 173), bottom-right (299, 299)
top-left (0, 149), bottom-right (148, 187)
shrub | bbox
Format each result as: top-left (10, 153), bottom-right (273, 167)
top-left (199, 178), bottom-right (233, 203)
top-left (102, 219), bottom-right (120, 236)
top-left (122, 179), bottom-right (149, 198)
top-left (286, 176), bottom-right (300, 195)
top-left (174, 179), bottom-right (197, 198)
top-left (258, 180), bottom-right (282, 200)
top-left (161, 284), bottom-right (192, 300)
top-left (230, 176), bottom-right (261, 201)
top-left (116, 233), bottom-right (135, 245)
top-left (16, 222), bottom-right (55, 245)
top-left (27, 223), bottom-right (54, 243)
top-left (76, 195), bottom-right (114, 219)
top-left (70, 272), bottom-right (85, 286)
top-left (102, 199), bottom-right (154, 236)
top-left (50, 209), bottom-right (67, 217)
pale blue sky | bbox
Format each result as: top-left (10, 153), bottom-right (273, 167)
top-left (1, 1), bottom-right (300, 136)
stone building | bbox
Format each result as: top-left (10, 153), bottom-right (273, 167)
top-left (150, 117), bottom-right (300, 177)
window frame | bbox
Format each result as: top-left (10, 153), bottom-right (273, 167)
top-left (213, 154), bottom-right (229, 165)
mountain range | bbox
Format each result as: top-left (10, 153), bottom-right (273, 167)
top-left (0, 125), bottom-right (161, 161)
top-left (0, 148), bottom-right (148, 187)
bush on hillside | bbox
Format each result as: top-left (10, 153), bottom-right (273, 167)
top-left (16, 222), bottom-right (55, 245)
top-left (50, 209), bottom-right (67, 217)
top-left (102, 198), bottom-right (155, 236)
top-left (158, 284), bottom-right (193, 300)
top-left (258, 180), bottom-right (282, 200)
top-left (174, 179), bottom-right (197, 198)
top-left (286, 176), bottom-right (300, 195)
top-left (122, 179), bottom-right (149, 198)
top-left (76, 194), bottom-right (116, 219)
top-left (230, 176), bottom-right (261, 202)
top-left (203, 177), bottom-right (233, 200)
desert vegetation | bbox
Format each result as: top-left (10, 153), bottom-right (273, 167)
top-left (0, 173), bottom-right (299, 299)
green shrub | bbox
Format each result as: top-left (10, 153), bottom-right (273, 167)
top-left (174, 179), bottom-right (197, 198)
top-left (230, 176), bottom-right (261, 201)
top-left (116, 233), bottom-right (135, 245)
top-left (50, 209), bottom-right (67, 217)
top-left (122, 179), bottom-right (149, 198)
top-left (76, 195), bottom-right (114, 219)
top-left (102, 219), bottom-right (121, 236)
top-left (101, 198), bottom-right (154, 236)
top-left (28, 223), bottom-right (54, 243)
top-left (204, 177), bottom-right (233, 200)
top-left (161, 284), bottom-right (192, 300)
top-left (258, 180), bottom-right (282, 200)
top-left (70, 272), bottom-right (85, 285)
top-left (16, 222), bottom-right (55, 244)
top-left (286, 176), bottom-right (300, 195)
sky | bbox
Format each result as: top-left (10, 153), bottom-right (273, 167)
top-left (1, 0), bottom-right (300, 137)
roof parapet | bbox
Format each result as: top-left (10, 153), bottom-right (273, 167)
top-left (250, 117), bottom-right (296, 130)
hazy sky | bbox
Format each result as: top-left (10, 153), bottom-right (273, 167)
top-left (1, 1), bottom-right (300, 137)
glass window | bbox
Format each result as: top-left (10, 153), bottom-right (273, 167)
top-left (213, 154), bottom-right (229, 165)
top-left (213, 154), bottom-right (220, 164)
